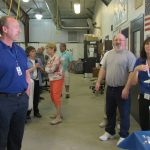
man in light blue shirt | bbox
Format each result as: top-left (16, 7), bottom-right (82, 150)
top-left (59, 43), bottom-right (73, 98)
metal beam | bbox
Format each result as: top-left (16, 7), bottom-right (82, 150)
top-left (87, 8), bottom-right (94, 15)
top-left (45, 0), bottom-right (61, 28)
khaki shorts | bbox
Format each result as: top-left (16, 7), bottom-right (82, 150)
top-left (64, 71), bottom-right (70, 86)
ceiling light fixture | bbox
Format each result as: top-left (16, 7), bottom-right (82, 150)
top-left (35, 13), bottom-right (43, 20)
top-left (74, 3), bottom-right (80, 14)
top-left (22, 0), bottom-right (30, 2)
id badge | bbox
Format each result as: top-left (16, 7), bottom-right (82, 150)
top-left (16, 66), bottom-right (22, 76)
top-left (144, 79), bottom-right (150, 83)
top-left (144, 93), bottom-right (150, 100)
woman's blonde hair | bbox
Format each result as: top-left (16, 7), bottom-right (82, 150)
top-left (45, 43), bottom-right (57, 51)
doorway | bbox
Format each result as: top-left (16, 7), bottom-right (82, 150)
top-left (130, 15), bottom-right (144, 56)
top-left (130, 15), bottom-right (144, 123)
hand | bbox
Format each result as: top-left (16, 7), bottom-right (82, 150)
top-left (35, 63), bottom-right (40, 68)
top-left (95, 81), bottom-right (101, 91)
top-left (39, 67), bottom-right (45, 72)
top-left (45, 67), bottom-right (50, 73)
top-left (121, 87), bottom-right (129, 100)
top-left (135, 64), bottom-right (149, 72)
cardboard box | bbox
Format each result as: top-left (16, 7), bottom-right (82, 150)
top-left (84, 34), bottom-right (98, 41)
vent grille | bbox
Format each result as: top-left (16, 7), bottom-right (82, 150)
top-left (68, 31), bottom-right (78, 42)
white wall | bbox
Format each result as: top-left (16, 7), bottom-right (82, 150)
top-left (28, 42), bottom-right (84, 61)
top-left (66, 43), bottom-right (84, 60)
top-left (93, 0), bottom-right (145, 42)
top-left (29, 19), bottom-right (67, 43)
top-left (29, 19), bottom-right (86, 43)
top-left (18, 21), bottom-right (25, 42)
top-left (28, 19), bottom-right (85, 60)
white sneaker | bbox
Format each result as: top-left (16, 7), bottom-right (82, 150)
top-left (99, 120), bottom-right (107, 128)
top-left (117, 137), bottom-right (125, 145)
top-left (99, 132), bottom-right (115, 141)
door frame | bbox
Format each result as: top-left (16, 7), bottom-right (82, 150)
top-left (130, 14), bottom-right (144, 123)
top-left (130, 15), bottom-right (144, 55)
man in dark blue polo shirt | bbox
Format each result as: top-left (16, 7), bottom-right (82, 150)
top-left (0, 16), bottom-right (29, 150)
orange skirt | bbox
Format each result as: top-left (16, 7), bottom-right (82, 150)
top-left (50, 78), bottom-right (64, 108)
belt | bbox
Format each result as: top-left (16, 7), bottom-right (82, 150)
top-left (0, 92), bottom-right (25, 97)
top-left (108, 86), bottom-right (124, 89)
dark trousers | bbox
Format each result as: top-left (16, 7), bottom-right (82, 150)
top-left (139, 94), bottom-right (150, 130)
top-left (0, 94), bottom-right (28, 150)
top-left (105, 86), bottom-right (130, 138)
top-left (33, 80), bottom-right (40, 115)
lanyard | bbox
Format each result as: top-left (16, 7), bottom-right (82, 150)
top-left (146, 60), bottom-right (150, 78)
top-left (8, 46), bottom-right (23, 76)
top-left (8, 47), bottom-right (19, 66)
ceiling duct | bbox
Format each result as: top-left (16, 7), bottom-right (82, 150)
top-left (61, 25), bottom-right (90, 30)
top-left (45, 0), bottom-right (91, 31)
top-left (61, 19), bottom-right (90, 30)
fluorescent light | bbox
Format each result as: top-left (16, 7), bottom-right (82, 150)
top-left (35, 13), bottom-right (43, 20)
top-left (74, 3), bottom-right (80, 14)
top-left (22, 0), bottom-right (30, 2)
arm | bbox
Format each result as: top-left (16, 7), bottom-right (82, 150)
top-left (26, 69), bottom-right (31, 96)
top-left (38, 66), bottom-right (45, 73)
top-left (37, 58), bottom-right (45, 73)
top-left (122, 53), bottom-right (136, 99)
top-left (95, 51), bottom-right (108, 91)
top-left (129, 69), bottom-right (139, 85)
top-left (131, 64), bottom-right (148, 84)
top-left (121, 58), bottom-right (149, 99)
top-left (122, 72), bottom-right (134, 99)
top-left (121, 65), bottom-right (146, 100)
top-left (28, 63), bottom-right (39, 73)
top-left (95, 67), bottom-right (106, 91)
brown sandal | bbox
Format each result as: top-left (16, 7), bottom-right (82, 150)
top-left (50, 114), bottom-right (63, 119)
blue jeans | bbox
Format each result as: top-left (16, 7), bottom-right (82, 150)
top-left (0, 93), bottom-right (28, 150)
top-left (105, 86), bottom-right (131, 138)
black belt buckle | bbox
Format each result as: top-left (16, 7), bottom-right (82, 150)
top-left (16, 92), bottom-right (25, 97)
top-left (16, 93), bottom-right (22, 96)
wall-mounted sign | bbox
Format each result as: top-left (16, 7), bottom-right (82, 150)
top-left (113, 0), bottom-right (128, 29)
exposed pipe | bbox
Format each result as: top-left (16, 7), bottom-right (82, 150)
top-left (45, 0), bottom-right (60, 26)
top-left (33, 0), bottom-right (39, 9)
top-left (45, 0), bottom-right (51, 15)
top-left (61, 25), bottom-right (90, 30)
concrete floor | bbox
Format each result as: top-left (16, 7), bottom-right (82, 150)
top-left (22, 73), bottom-right (140, 150)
